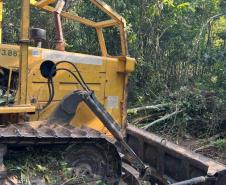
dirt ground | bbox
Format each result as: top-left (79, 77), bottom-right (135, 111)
top-left (178, 137), bottom-right (226, 165)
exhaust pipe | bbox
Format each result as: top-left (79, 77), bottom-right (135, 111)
top-left (54, 0), bottom-right (65, 51)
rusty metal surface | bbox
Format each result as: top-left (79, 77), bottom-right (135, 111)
top-left (121, 162), bottom-right (144, 185)
top-left (126, 124), bottom-right (226, 184)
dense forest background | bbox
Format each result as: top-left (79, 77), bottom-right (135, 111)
top-left (2, 0), bottom-right (226, 161)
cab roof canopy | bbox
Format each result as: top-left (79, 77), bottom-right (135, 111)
top-left (0, 0), bottom-right (128, 56)
top-left (30, 0), bottom-right (126, 29)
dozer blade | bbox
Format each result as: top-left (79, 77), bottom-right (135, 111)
top-left (126, 125), bottom-right (226, 185)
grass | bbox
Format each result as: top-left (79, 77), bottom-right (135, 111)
top-left (4, 146), bottom-right (106, 185)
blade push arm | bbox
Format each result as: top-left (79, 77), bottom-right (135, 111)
top-left (48, 90), bottom-right (151, 179)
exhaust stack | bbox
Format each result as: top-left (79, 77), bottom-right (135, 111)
top-left (54, 0), bottom-right (65, 51)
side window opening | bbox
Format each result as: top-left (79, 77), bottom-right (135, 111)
top-left (0, 67), bottom-right (18, 106)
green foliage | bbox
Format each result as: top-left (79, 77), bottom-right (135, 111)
top-left (5, 148), bottom-right (73, 185)
top-left (212, 139), bottom-right (226, 150)
top-left (142, 85), bottom-right (225, 139)
top-left (5, 147), bottom-right (110, 185)
top-left (96, 181), bottom-right (107, 185)
top-left (120, 0), bottom-right (226, 107)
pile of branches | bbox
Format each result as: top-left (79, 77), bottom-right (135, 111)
top-left (128, 86), bottom-right (226, 140)
top-left (128, 86), bottom-right (226, 164)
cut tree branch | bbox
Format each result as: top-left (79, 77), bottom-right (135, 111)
top-left (142, 109), bottom-right (184, 130)
top-left (127, 104), bottom-right (168, 114)
top-left (131, 112), bottom-right (165, 125)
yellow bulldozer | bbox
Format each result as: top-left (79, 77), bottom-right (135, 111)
top-left (0, 0), bottom-right (225, 185)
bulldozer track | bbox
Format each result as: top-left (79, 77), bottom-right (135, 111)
top-left (0, 122), bottom-right (123, 185)
top-left (0, 121), bottom-right (105, 145)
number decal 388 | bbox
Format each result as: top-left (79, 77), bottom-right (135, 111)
top-left (0, 49), bottom-right (18, 57)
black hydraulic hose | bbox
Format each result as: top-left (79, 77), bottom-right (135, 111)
top-left (41, 66), bottom-right (90, 111)
top-left (47, 77), bottom-right (54, 106)
top-left (55, 61), bottom-right (90, 92)
top-left (49, 78), bottom-right (54, 102)
top-left (40, 77), bottom-right (54, 110)
top-left (43, 60), bottom-right (91, 110)
top-left (54, 68), bottom-right (88, 91)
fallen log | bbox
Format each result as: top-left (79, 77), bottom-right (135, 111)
top-left (194, 144), bottom-right (214, 152)
top-left (142, 109), bottom-right (184, 130)
top-left (127, 104), bottom-right (169, 114)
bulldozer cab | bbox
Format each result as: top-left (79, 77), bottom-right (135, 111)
top-left (0, 0), bottom-right (135, 133)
